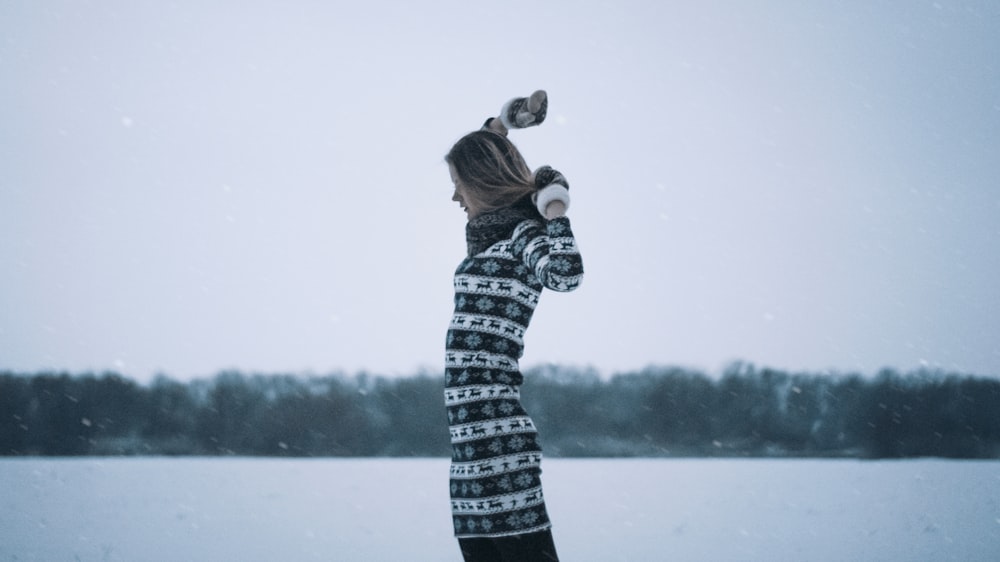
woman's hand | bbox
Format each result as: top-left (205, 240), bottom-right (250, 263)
top-left (533, 166), bottom-right (571, 219)
top-left (533, 183), bottom-right (571, 219)
top-left (543, 200), bottom-right (567, 219)
top-left (481, 117), bottom-right (509, 137)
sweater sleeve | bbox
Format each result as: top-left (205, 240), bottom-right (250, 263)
top-left (515, 216), bottom-right (584, 292)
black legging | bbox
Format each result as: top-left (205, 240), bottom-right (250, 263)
top-left (458, 529), bottom-right (559, 562)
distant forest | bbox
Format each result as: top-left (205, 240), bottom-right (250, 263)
top-left (2, 364), bottom-right (998, 459)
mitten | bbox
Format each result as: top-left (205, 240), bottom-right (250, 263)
top-left (499, 90), bottom-right (548, 129)
top-left (533, 165), bottom-right (568, 191)
top-left (532, 166), bottom-right (570, 217)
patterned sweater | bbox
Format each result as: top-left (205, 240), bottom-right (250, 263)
top-left (445, 210), bottom-right (583, 539)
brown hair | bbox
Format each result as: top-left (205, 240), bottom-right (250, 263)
top-left (445, 130), bottom-right (536, 213)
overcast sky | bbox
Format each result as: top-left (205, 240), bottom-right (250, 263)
top-left (2, 1), bottom-right (998, 383)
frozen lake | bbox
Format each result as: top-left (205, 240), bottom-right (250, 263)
top-left (2, 458), bottom-right (998, 561)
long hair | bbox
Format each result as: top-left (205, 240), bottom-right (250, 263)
top-left (445, 130), bottom-right (536, 213)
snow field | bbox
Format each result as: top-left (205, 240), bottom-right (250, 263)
top-left (1, 458), bottom-right (997, 561)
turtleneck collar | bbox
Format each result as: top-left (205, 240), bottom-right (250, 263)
top-left (465, 200), bottom-right (539, 257)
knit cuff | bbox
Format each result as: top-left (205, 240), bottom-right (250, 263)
top-left (498, 98), bottom-right (519, 129)
top-left (534, 184), bottom-right (571, 216)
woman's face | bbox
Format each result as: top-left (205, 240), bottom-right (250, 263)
top-left (449, 164), bottom-right (484, 219)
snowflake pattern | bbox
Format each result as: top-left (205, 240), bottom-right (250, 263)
top-left (512, 238), bottom-right (527, 255)
top-left (515, 472), bottom-right (534, 488)
top-left (487, 439), bottom-right (504, 455)
top-left (481, 260), bottom-right (501, 274)
top-left (550, 257), bottom-right (573, 273)
top-left (447, 217), bottom-right (581, 538)
top-left (503, 302), bottom-right (522, 319)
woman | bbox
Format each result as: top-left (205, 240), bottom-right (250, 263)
top-left (443, 99), bottom-right (584, 562)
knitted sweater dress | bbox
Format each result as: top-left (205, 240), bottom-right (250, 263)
top-left (446, 206), bottom-right (584, 539)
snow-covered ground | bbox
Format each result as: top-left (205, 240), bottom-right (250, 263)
top-left (1, 458), bottom-right (997, 561)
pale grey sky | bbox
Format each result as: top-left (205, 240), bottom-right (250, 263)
top-left (2, 1), bottom-right (998, 382)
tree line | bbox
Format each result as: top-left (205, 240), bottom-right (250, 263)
top-left (2, 364), bottom-right (998, 458)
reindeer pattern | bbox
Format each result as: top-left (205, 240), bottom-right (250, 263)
top-left (445, 216), bottom-right (583, 539)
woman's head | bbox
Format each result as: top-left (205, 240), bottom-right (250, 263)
top-left (446, 130), bottom-right (535, 218)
